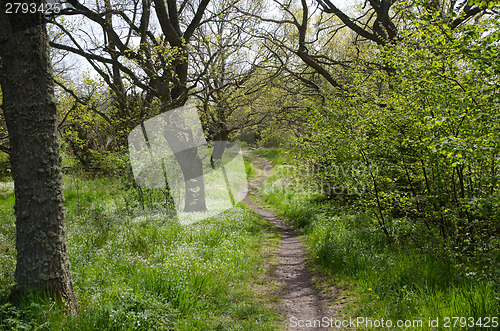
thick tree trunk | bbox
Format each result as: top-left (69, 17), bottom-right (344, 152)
top-left (160, 105), bottom-right (207, 213)
top-left (176, 148), bottom-right (206, 212)
top-left (0, 3), bottom-right (77, 312)
top-left (162, 68), bottom-right (207, 213)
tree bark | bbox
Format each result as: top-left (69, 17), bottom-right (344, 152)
top-left (159, 108), bottom-right (207, 212)
top-left (0, 1), bottom-right (77, 312)
top-left (176, 147), bottom-right (206, 212)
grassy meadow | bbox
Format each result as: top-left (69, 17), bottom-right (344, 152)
top-left (1, 149), bottom-right (498, 330)
top-left (0, 156), bottom-right (282, 330)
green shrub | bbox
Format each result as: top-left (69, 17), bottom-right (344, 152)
top-left (257, 159), bottom-right (500, 325)
top-left (0, 152), bottom-right (10, 180)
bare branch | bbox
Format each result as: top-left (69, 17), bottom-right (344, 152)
top-left (316, 0), bottom-right (379, 43)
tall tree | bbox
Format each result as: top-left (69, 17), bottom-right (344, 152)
top-left (0, 0), bottom-right (77, 311)
top-left (247, 0), bottom-right (491, 93)
top-left (50, 0), bottom-right (212, 211)
top-left (191, 0), bottom-right (268, 146)
top-left (51, 0), bottom-right (211, 113)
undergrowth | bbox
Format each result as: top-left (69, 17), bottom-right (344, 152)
top-left (250, 149), bottom-right (288, 166)
top-left (0, 170), bottom-right (281, 330)
top-left (254, 149), bottom-right (499, 330)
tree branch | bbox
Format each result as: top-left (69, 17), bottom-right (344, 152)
top-left (49, 41), bottom-right (152, 93)
top-left (316, 0), bottom-right (379, 43)
top-left (184, 0), bottom-right (211, 42)
top-left (54, 79), bottom-right (113, 127)
top-left (450, 4), bottom-right (484, 29)
top-left (152, 0), bottom-right (182, 45)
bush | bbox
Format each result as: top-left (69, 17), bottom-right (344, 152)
top-left (257, 154), bottom-right (500, 324)
top-left (0, 152), bottom-right (10, 180)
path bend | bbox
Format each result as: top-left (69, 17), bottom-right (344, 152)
top-left (243, 154), bottom-right (333, 331)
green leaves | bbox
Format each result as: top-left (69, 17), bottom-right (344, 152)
top-left (291, 3), bottom-right (500, 278)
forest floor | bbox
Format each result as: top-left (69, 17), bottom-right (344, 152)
top-left (243, 153), bottom-right (337, 330)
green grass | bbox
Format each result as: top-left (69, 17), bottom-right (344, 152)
top-left (243, 155), bottom-right (255, 179)
top-left (250, 149), bottom-right (288, 166)
top-left (253, 149), bottom-right (500, 330)
top-left (0, 152), bottom-right (10, 180)
top-left (0, 174), bottom-right (282, 330)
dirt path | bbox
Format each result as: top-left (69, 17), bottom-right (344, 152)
top-left (243, 154), bottom-right (333, 330)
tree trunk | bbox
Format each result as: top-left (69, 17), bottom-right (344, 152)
top-left (176, 147), bottom-right (206, 212)
top-left (159, 104), bottom-right (207, 213)
top-left (0, 3), bottom-right (77, 312)
top-left (162, 62), bottom-right (207, 212)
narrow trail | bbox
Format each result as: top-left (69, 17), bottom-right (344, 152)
top-left (242, 154), bottom-right (333, 330)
